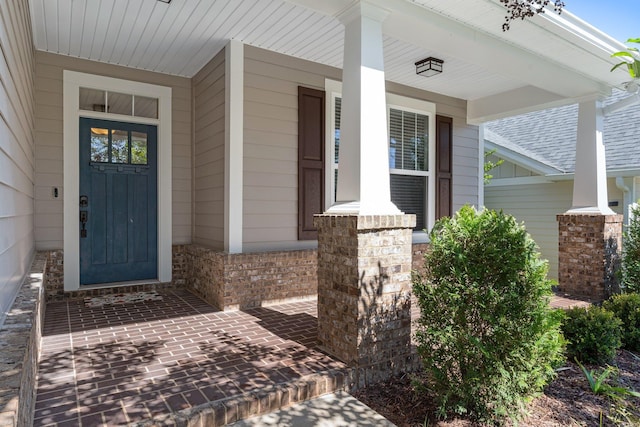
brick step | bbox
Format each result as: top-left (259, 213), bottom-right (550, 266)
top-left (134, 369), bottom-right (353, 427)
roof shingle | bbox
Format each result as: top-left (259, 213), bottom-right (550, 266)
top-left (485, 90), bottom-right (640, 173)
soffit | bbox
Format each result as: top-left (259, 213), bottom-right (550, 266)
top-left (29, 0), bottom-right (633, 120)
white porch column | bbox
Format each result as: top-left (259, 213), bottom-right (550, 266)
top-left (567, 99), bottom-right (615, 215)
top-left (328, 1), bottom-right (401, 215)
top-left (224, 40), bottom-right (244, 253)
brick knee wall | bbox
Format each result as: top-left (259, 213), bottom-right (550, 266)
top-left (222, 250), bottom-right (318, 310)
top-left (183, 245), bottom-right (225, 309)
top-left (183, 245), bottom-right (318, 311)
top-left (0, 252), bottom-right (46, 427)
top-left (39, 242), bottom-right (431, 311)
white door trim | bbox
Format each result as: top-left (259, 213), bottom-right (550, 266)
top-left (63, 70), bottom-right (172, 291)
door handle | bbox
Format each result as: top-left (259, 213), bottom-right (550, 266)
top-left (80, 210), bottom-right (88, 238)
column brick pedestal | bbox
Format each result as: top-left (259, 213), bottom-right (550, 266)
top-left (557, 214), bottom-right (622, 300)
top-left (314, 214), bottom-right (417, 390)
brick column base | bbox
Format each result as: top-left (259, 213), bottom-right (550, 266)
top-left (557, 214), bottom-right (622, 300)
top-left (314, 214), bottom-right (417, 390)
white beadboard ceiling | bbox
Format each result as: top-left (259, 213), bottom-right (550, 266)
top-left (29, 0), bottom-right (633, 119)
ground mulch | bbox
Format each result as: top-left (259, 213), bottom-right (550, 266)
top-left (354, 350), bottom-right (640, 426)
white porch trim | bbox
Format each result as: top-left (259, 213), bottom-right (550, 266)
top-left (62, 71), bottom-right (172, 291)
top-left (224, 40), bottom-right (244, 253)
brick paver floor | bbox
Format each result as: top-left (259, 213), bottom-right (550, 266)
top-left (33, 289), bottom-right (584, 426)
top-left (34, 291), bottom-right (346, 426)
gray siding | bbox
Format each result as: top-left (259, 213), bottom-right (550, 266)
top-left (193, 49), bottom-right (225, 249)
top-left (485, 178), bottom-right (623, 280)
top-left (242, 46), bottom-right (341, 252)
top-left (242, 47), bottom-right (479, 251)
top-left (34, 51), bottom-right (192, 248)
top-left (487, 155), bottom-right (538, 179)
top-left (0, 0), bottom-right (35, 322)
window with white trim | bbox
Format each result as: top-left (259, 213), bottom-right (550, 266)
top-left (327, 83), bottom-right (436, 232)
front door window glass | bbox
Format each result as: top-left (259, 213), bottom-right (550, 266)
top-left (111, 130), bottom-right (129, 163)
top-left (131, 132), bottom-right (148, 164)
top-left (90, 128), bottom-right (109, 162)
top-left (88, 127), bottom-right (148, 165)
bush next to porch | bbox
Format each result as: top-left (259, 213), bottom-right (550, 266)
top-left (561, 306), bottom-right (622, 364)
top-left (413, 205), bottom-right (565, 425)
top-left (603, 293), bottom-right (640, 352)
top-left (621, 204), bottom-right (640, 294)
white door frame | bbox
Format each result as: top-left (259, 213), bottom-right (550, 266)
top-left (63, 70), bottom-right (172, 291)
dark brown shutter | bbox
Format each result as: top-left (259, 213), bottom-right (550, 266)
top-left (435, 115), bottom-right (453, 219)
top-left (298, 87), bottom-right (325, 240)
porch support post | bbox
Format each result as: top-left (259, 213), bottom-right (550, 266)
top-left (568, 99), bottom-right (613, 215)
top-left (315, 1), bottom-right (417, 391)
top-left (224, 40), bottom-right (243, 253)
top-left (328, 1), bottom-right (400, 215)
top-left (557, 99), bottom-right (621, 300)
top-left (314, 214), bottom-right (417, 389)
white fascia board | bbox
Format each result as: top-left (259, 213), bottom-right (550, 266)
top-left (536, 8), bottom-right (629, 62)
top-left (484, 139), bottom-right (561, 176)
top-left (488, 169), bottom-right (640, 188)
top-left (486, 176), bottom-right (556, 187)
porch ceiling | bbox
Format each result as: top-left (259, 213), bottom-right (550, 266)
top-left (29, 0), bottom-right (632, 123)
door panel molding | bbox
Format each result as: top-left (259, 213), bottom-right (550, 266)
top-left (63, 71), bottom-right (172, 291)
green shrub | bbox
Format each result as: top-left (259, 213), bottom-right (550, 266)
top-left (622, 204), bottom-right (640, 293)
top-left (603, 293), bottom-right (640, 351)
top-left (413, 206), bottom-right (565, 424)
top-left (562, 306), bottom-right (622, 364)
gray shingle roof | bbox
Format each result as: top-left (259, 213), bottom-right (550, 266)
top-left (485, 89), bottom-right (640, 173)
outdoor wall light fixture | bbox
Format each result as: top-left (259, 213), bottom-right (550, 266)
top-left (415, 57), bottom-right (444, 77)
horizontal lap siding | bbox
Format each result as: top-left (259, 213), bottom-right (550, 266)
top-left (451, 122), bottom-right (480, 210)
top-left (192, 49), bottom-right (225, 249)
top-left (241, 49), bottom-right (478, 251)
top-left (34, 51), bottom-right (192, 248)
top-left (0, 0), bottom-right (35, 321)
top-left (485, 179), bottom-right (623, 280)
top-left (242, 46), bottom-right (340, 251)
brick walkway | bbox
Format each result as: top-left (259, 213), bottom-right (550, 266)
top-left (34, 291), bottom-right (347, 426)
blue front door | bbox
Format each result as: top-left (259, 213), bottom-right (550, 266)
top-left (79, 118), bottom-right (158, 285)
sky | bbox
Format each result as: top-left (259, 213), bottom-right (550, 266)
top-left (562, 0), bottom-right (638, 44)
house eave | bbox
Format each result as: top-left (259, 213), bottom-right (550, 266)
top-left (484, 138), bottom-right (563, 176)
top-left (487, 168), bottom-right (640, 188)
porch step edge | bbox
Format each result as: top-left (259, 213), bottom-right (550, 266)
top-left (133, 368), bottom-right (354, 427)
